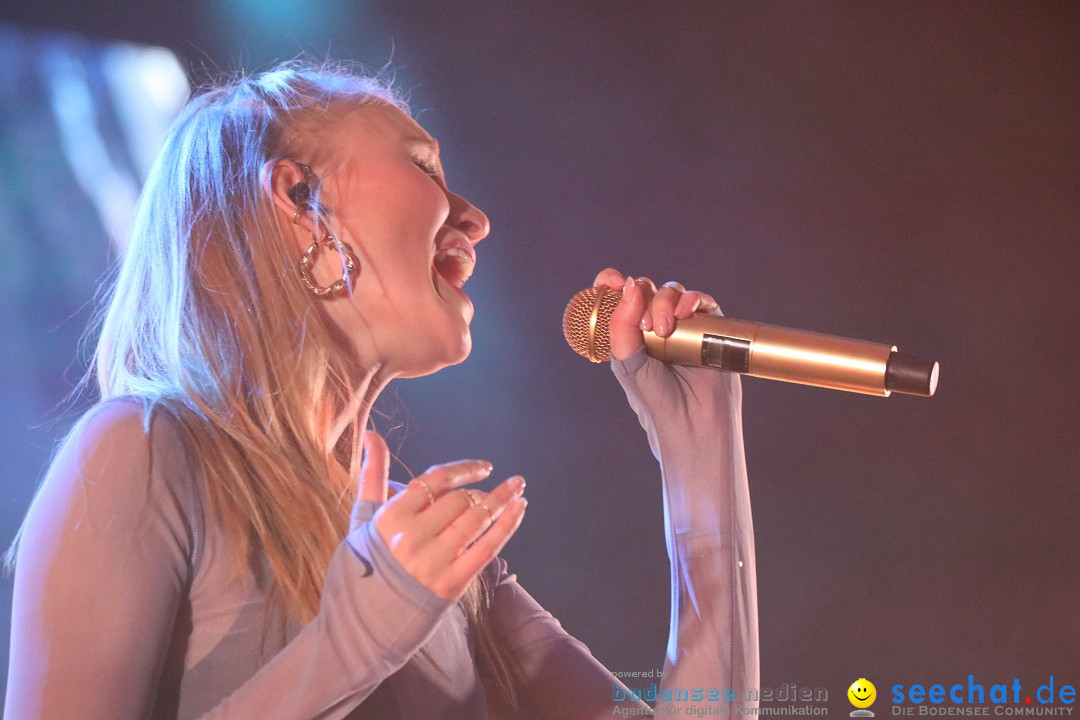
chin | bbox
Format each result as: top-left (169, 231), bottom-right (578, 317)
top-left (396, 330), bottom-right (472, 379)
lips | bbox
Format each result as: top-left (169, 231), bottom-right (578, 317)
top-left (432, 242), bottom-right (476, 289)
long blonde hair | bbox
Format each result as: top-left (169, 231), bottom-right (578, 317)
top-left (93, 62), bottom-right (517, 710)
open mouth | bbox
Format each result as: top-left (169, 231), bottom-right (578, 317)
top-left (433, 246), bottom-right (476, 289)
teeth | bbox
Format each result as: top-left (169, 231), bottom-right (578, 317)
top-left (433, 247), bottom-right (475, 287)
top-left (436, 247), bottom-right (474, 264)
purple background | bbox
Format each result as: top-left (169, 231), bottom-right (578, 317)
top-left (2, 1), bottom-right (1077, 713)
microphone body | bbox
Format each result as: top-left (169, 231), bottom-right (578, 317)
top-left (563, 287), bottom-right (939, 397)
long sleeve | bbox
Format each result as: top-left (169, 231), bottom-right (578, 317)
top-left (480, 346), bottom-right (757, 718)
top-left (484, 557), bottom-right (653, 720)
top-left (202, 521), bottom-right (453, 719)
top-left (611, 347), bottom-right (759, 712)
top-left (4, 400), bottom-right (453, 720)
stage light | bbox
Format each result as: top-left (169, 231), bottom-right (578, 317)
top-left (209, 0), bottom-right (355, 64)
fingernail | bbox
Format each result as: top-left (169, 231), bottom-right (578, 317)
top-left (622, 276), bottom-right (635, 295)
top-left (512, 476), bottom-right (526, 494)
top-left (480, 461), bottom-right (494, 476)
top-left (656, 317), bottom-right (669, 336)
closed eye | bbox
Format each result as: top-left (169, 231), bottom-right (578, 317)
top-left (414, 158), bottom-right (441, 177)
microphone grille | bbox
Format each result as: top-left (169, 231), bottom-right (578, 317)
top-left (562, 286), bottom-right (621, 362)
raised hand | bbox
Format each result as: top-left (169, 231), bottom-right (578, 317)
top-left (353, 431), bottom-right (527, 602)
top-left (591, 268), bottom-right (720, 361)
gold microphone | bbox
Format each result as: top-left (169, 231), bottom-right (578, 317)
top-left (562, 286), bottom-right (940, 397)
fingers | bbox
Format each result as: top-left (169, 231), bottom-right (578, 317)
top-left (609, 276), bottom-right (649, 361)
top-left (430, 476), bottom-right (526, 563)
top-left (592, 267), bottom-right (625, 290)
top-left (650, 281), bottom-right (683, 336)
top-left (357, 431), bottom-right (390, 504)
top-left (441, 496), bottom-right (527, 597)
top-left (596, 268), bottom-right (721, 359)
top-left (421, 475), bottom-right (520, 536)
top-left (372, 465), bottom-right (528, 602)
top-left (647, 283), bottom-right (720, 332)
top-left (392, 460), bottom-right (494, 515)
top-left (675, 290), bottom-right (720, 318)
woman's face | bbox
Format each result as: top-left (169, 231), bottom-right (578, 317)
top-left (315, 102), bottom-right (490, 379)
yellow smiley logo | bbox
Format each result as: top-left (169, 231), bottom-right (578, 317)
top-left (848, 678), bottom-right (877, 709)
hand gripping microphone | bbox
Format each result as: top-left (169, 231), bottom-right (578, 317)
top-left (562, 286), bottom-right (940, 397)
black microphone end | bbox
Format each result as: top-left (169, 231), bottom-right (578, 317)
top-left (885, 351), bottom-right (940, 397)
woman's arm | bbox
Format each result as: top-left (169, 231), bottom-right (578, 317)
top-left (483, 273), bottom-right (757, 717)
top-left (484, 354), bottom-right (757, 718)
top-left (6, 401), bottom-right (197, 718)
top-left (4, 401), bottom-right (455, 720)
top-left (607, 272), bottom-right (759, 713)
top-left (202, 522), bottom-right (454, 719)
top-left (612, 347), bottom-right (759, 712)
top-left (484, 557), bottom-right (654, 719)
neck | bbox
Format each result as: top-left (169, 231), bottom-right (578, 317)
top-left (323, 363), bottom-right (392, 476)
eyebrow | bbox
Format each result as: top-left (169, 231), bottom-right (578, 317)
top-left (404, 135), bottom-right (440, 154)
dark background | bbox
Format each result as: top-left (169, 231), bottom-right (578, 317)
top-left (2, 1), bottom-right (1077, 714)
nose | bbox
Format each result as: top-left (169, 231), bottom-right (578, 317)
top-left (447, 190), bottom-right (490, 245)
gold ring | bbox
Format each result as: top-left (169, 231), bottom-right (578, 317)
top-left (414, 479), bottom-right (435, 508)
top-left (475, 501), bottom-right (496, 526)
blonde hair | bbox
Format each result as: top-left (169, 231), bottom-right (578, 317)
top-left (92, 61), bottom-right (517, 710)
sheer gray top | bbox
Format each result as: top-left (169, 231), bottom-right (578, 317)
top-left (5, 349), bottom-right (758, 719)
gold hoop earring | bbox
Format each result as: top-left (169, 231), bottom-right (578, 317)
top-left (298, 229), bottom-right (360, 297)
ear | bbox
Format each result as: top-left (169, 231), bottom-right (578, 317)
top-left (262, 157), bottom-right (320, 242)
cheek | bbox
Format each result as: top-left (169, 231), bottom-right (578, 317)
top-left (369, 171), bottom-right (449, 233)
top-left (411, 181), bottom-right (451, 233)
top-left (346, 187), bottom-right (448, 272)
top-left (333, 169), bottom-right (451, 299)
